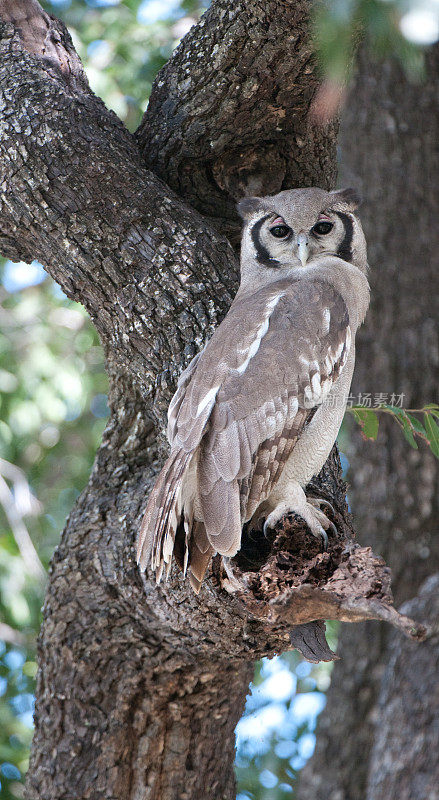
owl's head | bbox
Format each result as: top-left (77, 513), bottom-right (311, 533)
top-left (237, 187), bottom-right (368, 283)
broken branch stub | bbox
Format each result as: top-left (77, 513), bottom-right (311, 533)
top-left (224, 478), bottom-right (426, 662)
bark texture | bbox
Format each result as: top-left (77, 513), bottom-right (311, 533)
top-left (367, 575), bottom-right (439, 800)
top-left (298, 45), bottom-right (439, 800)
top-left (136, 0), bottom-right (338, 240)
top-left (0, 2), bottom-right (430, 798)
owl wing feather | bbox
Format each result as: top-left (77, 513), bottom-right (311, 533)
top-left (137, 276), bottom-right (351, 588)
top-left (167, 350), bottom-right (204, 446)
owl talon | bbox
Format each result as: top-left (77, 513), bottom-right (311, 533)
top-left (263, 497), bottom-right (334, 550)
top-left (319, 528), bottom-right (329, 551)
top-left (308, 497), bottom-right (335, 517)
top-left (263, 519), bottom-right (273, 539)
top-left (308, 498), bottom-right (338, 538)
top-left (222, 557), bottom-right (245, 593)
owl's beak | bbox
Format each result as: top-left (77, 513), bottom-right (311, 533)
top-left (296, 233), bottom-right (309, 267)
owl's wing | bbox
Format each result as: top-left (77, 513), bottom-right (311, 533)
top-left (194, 277), bottom-right (351, 557)
top-left (167, 350), bottom-right (202, 446)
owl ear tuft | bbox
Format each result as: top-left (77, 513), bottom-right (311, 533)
top-left (236, 196), bottom-right (263, 220)
top-left (331, 187), bottom-right (362, 210)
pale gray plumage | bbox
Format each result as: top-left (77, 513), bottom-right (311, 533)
top-left (137, 187), bottom-right (370, 593)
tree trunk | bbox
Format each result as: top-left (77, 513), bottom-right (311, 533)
top-left (298, 45), bottom-right (439, 800)
top-left (0, 2), bottom-right (429, 798)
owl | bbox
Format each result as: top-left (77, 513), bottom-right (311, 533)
top-left (137, 187), bottom-right (370, 592)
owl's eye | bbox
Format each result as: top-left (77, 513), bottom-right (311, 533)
top-left (313, 221), bottom-right (333, 235)
top-left (269, 225), bottom-right (291, 239)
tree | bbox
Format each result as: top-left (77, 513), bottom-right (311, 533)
top-left (0, 1), bottom-right (431, 798)
top-left (298, 43), bottom-right (439, 800)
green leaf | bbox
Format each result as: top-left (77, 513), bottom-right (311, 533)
top-left (406, 413), bottom-right (427, 437)
top-left (424, 413), bottom-right (439, 459)
top-left (351, 408), bottom-right (379, 440)
top-left (384, 406), bottom-right (420, 448)
top-left (384, 404), bottom-right (405, 416)
top-left (399, 414), bottom-right (418, 449)
top-left (423, 404), bottom-right (439, 422)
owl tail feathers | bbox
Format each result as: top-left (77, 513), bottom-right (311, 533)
top-left (137, 452), bottom-right (240, 593)
top-left (187, 521), bottom-right (215, 594)
top-left (200, 477), bottom-right (243, 558)
top-left (136, 448), bottom-right (192, 584)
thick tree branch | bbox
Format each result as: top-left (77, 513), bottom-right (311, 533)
top-left (0, 16), bottom-right (238, 424)
top-left (137, 0), bottom-right (338, 239)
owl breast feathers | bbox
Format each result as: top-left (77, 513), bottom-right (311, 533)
top-left (137, 187), bottom-right (370, 592)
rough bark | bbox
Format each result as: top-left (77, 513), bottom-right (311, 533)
top-left (367, 575), bottom-right (439, 800)
top-left (136, 0), bottom-right (338, 241)
top-left (298, 45), bottom-right (439, 800)
top-left (0, 2), bottom-right (429, 798)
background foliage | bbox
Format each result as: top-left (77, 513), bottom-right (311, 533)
top-left (1, 0), bottom-right (437, 798)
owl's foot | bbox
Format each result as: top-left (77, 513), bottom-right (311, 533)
top-left (221, 556), bottom-right (246, 593)
top-left (263, 494), bottom-right (336, 550)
